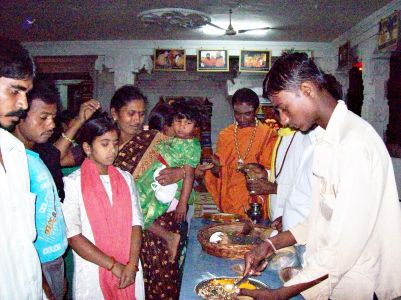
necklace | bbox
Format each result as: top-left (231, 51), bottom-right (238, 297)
top-left (274, 132), bottom-right (297, 179)
top-left (234, 119), bottom-right (258, 170)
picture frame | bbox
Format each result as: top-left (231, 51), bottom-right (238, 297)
top-left (378, 11), bottom-right (399, 51)
top-left (281, 49), bottom-right (314, 58)
top-left (239, 50), bottom-right (271, 72)
top-left (197, 49), bottom-right (229, 72)
top-left (338, 42), bottom-right (350, 68)
top-left (154, 49), bottom-right (186, 71)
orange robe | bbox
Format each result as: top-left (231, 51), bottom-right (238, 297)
top-left (204, 122), bottom-right (277, 219)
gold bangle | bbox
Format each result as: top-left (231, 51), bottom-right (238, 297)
top-left (107, 256), bottom-right (116, 271)
top-left (61, 132), bottom-right (75, 143)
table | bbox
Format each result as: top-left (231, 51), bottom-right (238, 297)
top-left (180, 218), bottom-right (302, 299)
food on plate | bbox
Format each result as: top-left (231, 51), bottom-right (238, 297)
top-left (197, 278), bottom-right (257, 300)
top-left (203, 213), bottom-right (241, 223)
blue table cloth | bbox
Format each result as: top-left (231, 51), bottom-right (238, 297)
top-left (180, 218), bottom-right (303, 299)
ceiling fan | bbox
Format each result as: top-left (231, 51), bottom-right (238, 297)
top-left (207, 9), bottom-right (273, 36)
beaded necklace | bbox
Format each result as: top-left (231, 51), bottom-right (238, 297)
top-left (233, 119), bottom-right (258, 170)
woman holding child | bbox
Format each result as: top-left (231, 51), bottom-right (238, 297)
top-left (111, 86), bottom-right (193, 299)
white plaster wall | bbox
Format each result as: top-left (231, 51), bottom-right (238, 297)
top-left (24, 39), bottom-right (330, 148)
top-left (329, 0), bottom-right (401, 196)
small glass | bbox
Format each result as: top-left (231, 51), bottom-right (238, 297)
top-left (247, 203), bottom-right (262, 224)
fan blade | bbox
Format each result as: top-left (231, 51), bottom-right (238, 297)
top-left (206, 22), bottom-right (226, 31)
top-left (238, 26), bottom-right (272, 33)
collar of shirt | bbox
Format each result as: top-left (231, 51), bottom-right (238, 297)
top-left (278, 127), bottom-right (296, 137)
top-left (319, 100), bottom-right (348, 146)
top-left (0, 128), bottom-right (25, 154)
top-left (25, 148), bottom-right (40, 158)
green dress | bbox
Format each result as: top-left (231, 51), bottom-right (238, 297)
top-left (136, 137), bottom-right (201, 229)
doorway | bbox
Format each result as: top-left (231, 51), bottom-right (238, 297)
top-left (346, 65), bottom-right (364, 116)
top-left (386, 52), bottom-right (401, 157)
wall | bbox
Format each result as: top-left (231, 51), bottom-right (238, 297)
top-left (329, 0), bottom-right (401, 197)
top-left (24, 39), bottom-right (330, 147)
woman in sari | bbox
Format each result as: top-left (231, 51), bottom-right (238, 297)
top-left (111, 85), bottom-right (186, 300)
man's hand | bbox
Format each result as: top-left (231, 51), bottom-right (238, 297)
top-left (243, 241), bottom-right (275, 276)
top-left (77, 99), bottom-right (101, 124)
top-left (246, 177), bottom-right (277, 195)
top-left (194, 162), bottom-right (214, 178)
top-left (239, 287), bottom-right (281, 300)
top-left (174, 202), bottom-right (187, 223)
top-left (156, 167), bottom-right (184, 186)
top-left (119, 262), bottom-right (137, 289)
top-left (210, 154), bottom-right (221, 177)
top-left (271, 216), bottom-right (282, 232)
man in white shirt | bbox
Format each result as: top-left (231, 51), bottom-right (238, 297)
top-left (242, 53), bottom-right (401, 299)
top-left (0, 38), bottom-right (42, 299)
top-left (248, 127), bottom-right (314, 231)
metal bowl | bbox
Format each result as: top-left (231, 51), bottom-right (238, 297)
top-left (195, 276), bottom-right (268, 299)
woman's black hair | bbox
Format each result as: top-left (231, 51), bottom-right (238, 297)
top-left (171, 100), bottom-right (200, 126)
top-left (264, 52), bottom-right (326, 98)
top-left (79, 116), bottom-right (117, 146)
top-left (110, 85), bottom-right (147, 113)
top-left (148, 103), bottom-right (174, 131)
top-left (232, 88), bottom-right (259, 111)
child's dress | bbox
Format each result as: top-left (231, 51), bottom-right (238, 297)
top-left (136, 137), bottom-right (201, 229)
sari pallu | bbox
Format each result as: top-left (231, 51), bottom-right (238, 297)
top-left (114, 130), bottom-right (187, 300)
top-left (114, 129), bottom-right (168, 180)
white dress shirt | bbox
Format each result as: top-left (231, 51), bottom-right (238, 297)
top-left (62, 168), bottom-right (144, 300)
top-left (282, 129), bottom-right (318, 231)
top-left (285, 101), bottom-right (401, 299)
top-left (0, 129), bottom-right (42, 299)
top-left (270, 131), bottom-right (313, 223)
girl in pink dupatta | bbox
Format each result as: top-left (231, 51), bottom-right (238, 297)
top-left (62, 117), bottom-right (144, 300)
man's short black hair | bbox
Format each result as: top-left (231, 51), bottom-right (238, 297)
top-left (27, 78), bottom-right (60, 107)
top-left (0, 37), bottom-right (35, 79)
top-left (232, 88), bottom-right (260, 111)
top-left (264, 52), bottom-right (326, 98)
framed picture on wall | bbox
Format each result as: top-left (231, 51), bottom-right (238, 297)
top-left (378, 11), bottom-right (399, 51)
top-left (197, 49), bottom-right (229, 72)
top-left (154, 49), bottom-right (186, 71)
top-left (338, 42), bottom-right (350, 68)
top-left (239, 50), bottom-right (271, 72)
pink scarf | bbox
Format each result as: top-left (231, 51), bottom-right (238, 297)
top-left (81, 158), bottom-right (135, 299)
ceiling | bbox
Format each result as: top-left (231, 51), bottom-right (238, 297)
top-left (2, 0), bottom-right (392, 43)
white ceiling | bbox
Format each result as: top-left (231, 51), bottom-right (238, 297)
top-left (2, 0), bottom-right (392, 42)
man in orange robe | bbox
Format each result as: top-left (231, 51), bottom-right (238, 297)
top-left (204, 88), bottom-right (277, 219)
